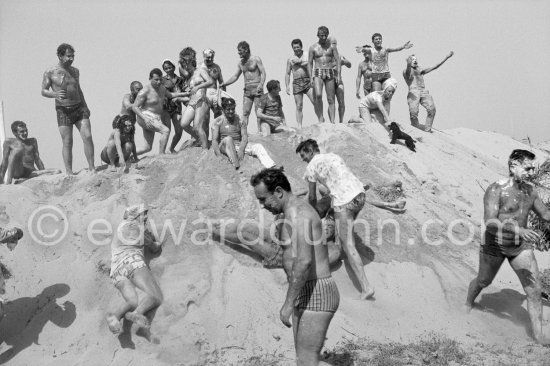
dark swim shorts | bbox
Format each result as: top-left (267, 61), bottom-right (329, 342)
top-left (371, 72), bottom-right (391, 83)
top-left (243, 82), bottom-right (263, 100)
top-left (56, 103), bottom-right (90, 127)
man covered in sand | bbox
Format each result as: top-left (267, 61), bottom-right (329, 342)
top-left (41, 43), bottom-right (95, 175)
top-left (256, 80), bottom-right (287, 136)
top-left (466, 149), bottom-right (550, 344)
top-left (251, 168), bottom-right (339, 365)
top-left (106, 204), bottom-right (163, 334)
top-left (308, 26), bottom-right (340, 124)
top-left (0, 121), bottom-right (61, 184)
top-left (220, 41), bottom-right (266, 131)
top-left (100, 115), bottom-right (138, 173)
top-left (403, 52), bottom-right (454, 132)
top-left (355, 33), bottom-right (413, 91)
top-left (348, 78), bottom-right (397, 125)
top-left (212, 97), bottom-right (277, 170)
top-left (133, 68), bottom-right (186, 156)
top-left (285, 39), bottom-right (317, 128)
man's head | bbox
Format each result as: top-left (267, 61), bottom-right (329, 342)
top-left (266, 80), bottom-right (281, 94)
top-left (221, 97), bottom-right (237, 119)
top-left (291, 39), bottom-right (303, 55)
top-left (162, 59), bottom-right (176, 75)
top-left (250, 168), bottom-right (291, 215)
top-left (130, 81), bottom-right (143, 98)
top-left (57, 43), bottom-right (75, 67)
top-left (237, 41), bottom-right (250, 60)
top-left (179, 47), bottom-right (197, 68)
top-left (317, 26), bottom-right (329, 43)
top-left (203, 48), bottom-right (215, 66)
top-left (295, 139), bottom-right (320, 163)
top-left (11, 121), bottom-right (28, 140)
top-left (372, 33), bottom-right (383, 47)
top-left (407, 54), bottom-right (418, 68)
top-left (508, 149), bottom-right (536, 182)
top-left (149, 68), bottom-right (163, 89)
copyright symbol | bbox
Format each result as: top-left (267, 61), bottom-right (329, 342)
top-left (27, 205), bottom-right (69, 246)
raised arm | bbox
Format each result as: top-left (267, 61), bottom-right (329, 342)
top-left (422, 51), bottom-right (454, 75)
top-left (404, 55), bottom-right (414, 81)
top-left (341, 55), bottom-right (351, 68)
top-left (387, 41), bottom-right (413, 53)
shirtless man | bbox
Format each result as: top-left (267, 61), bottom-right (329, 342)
top-left (256, 80), bottom-right (287, 136)
top-left (100, 115), bottom-right (138, 173)
top-left (0, 121), bottom-right (61, 184)
top-left (356, 49), bottom-right (373, 99)
top-left (348, 78), bottom-right (397, 125)
top-left (308, 26), bottom-right (340, 124)
top-left (120, 81), bottom-right (143, 123)
top-left (41, 43), bottom-right (95, 175)
top-left (220, 41), bottom-right (266, 131)
top-left (132, 68), bottom-right (186, 155)
top-left (466, 149), bottom-right (550, 344)
top-left (355, 33), bottom-right (413, 91)
top-left (178, 47), bottom-right (214, 151)
top-left (251, 168), bottom-right (339, 365)
top-left (403, 52), bottom-right (453, 132)
top-left (212, 97), bottom-right (277, 170)
top-left (285, 39), bottom-right (317, 128)
top-left (202, 48), bottom-right (225, 120)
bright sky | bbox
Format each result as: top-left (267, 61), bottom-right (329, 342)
top-left (1, 0), bottom-right (549, 171)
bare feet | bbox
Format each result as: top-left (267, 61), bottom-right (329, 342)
top-left (125, 311), bottom-right (151, 330)
top-left (106, 315), bottom-right (123, 334)
top-left (360, 288), bottom-right (375, 300)
top-left (464, 302), bottom-right (474, 314)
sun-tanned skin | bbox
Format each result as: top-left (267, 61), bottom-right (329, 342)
top-left (41, 44), bottom-right (95, 175)
top-left (0, 122), bottom-right (61, 184)
top-left (466, 150), bottom-right (550, 344)
top-left (120, 81), bottom-right (143, 122)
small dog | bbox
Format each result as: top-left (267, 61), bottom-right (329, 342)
top-left (389, 122), bottom-right (416, 152)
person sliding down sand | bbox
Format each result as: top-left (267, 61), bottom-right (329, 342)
top-left (106, 204), bottom-right (163, 335)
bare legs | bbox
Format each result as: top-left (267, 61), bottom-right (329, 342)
top-left (58, 119), bottom-right (95, 175)
top-left (336, 83), bottom-right (345, 123)
top-left (242, 97), bottom-right (259, 132)
top-left (294, 88), bottom-right (316, 128)
top-left (313, 77), bottom-right (335, 123)
top-left (293, 309), bottom-right (335, 366)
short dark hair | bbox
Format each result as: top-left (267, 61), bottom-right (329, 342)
top-left (221, 97), bottom-right (236, 109)
top-left (266, 80), bottom-right (280, 92)
top-left (149, 68), bottom-right (163, 79)
top-left (509, 149), bottom-right (536, 168)
top-left (237, 41), bottom-right (250, 52)
top-left (372, 33), bottom-right (382, 42)
top-left (250, 167), bottom-right (291, 193)
top-left (11, 120), bottom-right (26, 133)
top-left (317, 26), bottom-right (329, 35)
top-left (130, 81), bottom-right (142, 90)
top-left (179, 47), bottom-right (196, 59)
top-left (57, 43), bottom-right (75, 57)
top-left (295, 139), bottom-right (320, 154)
top-left (291, 39), bottom-right (302, 48)
top-left (162, 60), bottom-right (175, 69)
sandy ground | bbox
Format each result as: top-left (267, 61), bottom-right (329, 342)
top-left (0, 122), bottom-right (549, 365)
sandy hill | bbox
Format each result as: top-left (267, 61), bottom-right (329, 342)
top-left (1, 123), bottom-right (550, 366)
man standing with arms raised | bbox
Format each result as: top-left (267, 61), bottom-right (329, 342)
top-left (41, 43), bottom-right (95, 175)
top-left (251, 168), bottom-right (339, 365)
top-left (308, 26), bottom-right (340, 124)
top-left (220, 41), bottom-right (266, 131)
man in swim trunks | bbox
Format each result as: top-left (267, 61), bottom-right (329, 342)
top-left (356, 49), bottom-right (373, 99)
top-left (308, 26), bottom-right (340, 124)
top-left (0, 121), bottom-right (61, 184)
top-left (132, 68), bottom-right (187, 155)
top-left (348, 78), bottom-right (397, 126)
top-left (250, 168), bottom-right (339, 365)
top-left (285, 39), bottom-right (318, 128)
top-left (296, 139), bottom-right (375, 300)
top-left (403, 51), bottom-right (453, 132)
top-left (101, 115), bottom-right (138, 173)
top-left (202, 48), bottom-right (225, 119)
top-left (220, 41), bottom-right (266, 131)
top-left (466, 149), bottom-right (550, 344)
top-left (256, 80), bottom-right (287, 136)
top-left (106, 204), bottom-right (163, 334)
top-left (178, 47), bottom-right (214, 151)
top-left (120, 81), bottom-right (143, 123)
top-left (212, 97), bottom-right (277, 170)
top-left (41, 43), bottom-right (96, 175)
top-left (355, 33), bottom-right (413, 91)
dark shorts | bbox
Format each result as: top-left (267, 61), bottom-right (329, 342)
top-left (296, 276), bottom-right (340, 313)
top-left (372, 72), bottom-right (391, 83)
top-left (480, 231), bottom-right (533, 259)
top-left (244, 82), bottom-right (262, 100)
top-left (56, 103), bottom-right (90, 127)
top-left (293, 77), bottom-right (311, 95)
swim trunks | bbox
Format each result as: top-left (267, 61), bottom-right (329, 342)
top-left (244, 82), bottom-right (263, 100)
top-left (56, 103), bottom-right (90, 127)
top-left (257, 93), bottom-right (283, 132)
top-left (188, 89), bottom-right (208, 109)
top-left (136, 110), bottom-right (168, 133)
top-left (480, 231), bottom-right (533, 259)
top-left (333, 192), bottom-right (366, 214)
top-left (295, 276), bottom-right (340, 313)
top-left (371, 72), bottom-right (391, 83)
top-left (314, 68), bottom-right (336, 80)
top-left (293, 77), bottom-right (311, 95)
top-left (109, 252), bottom-right (147, 286)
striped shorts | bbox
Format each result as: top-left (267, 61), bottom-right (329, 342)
top-left (314, 68), bottom-right (336, 80)
top-left (296, 276), bottom-right (340, 313)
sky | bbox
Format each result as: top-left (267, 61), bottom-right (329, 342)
top-left (1, 0), bottom-right (549, 171)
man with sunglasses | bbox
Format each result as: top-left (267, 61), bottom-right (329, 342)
top-left (466, 149), bottom-right (550, 344)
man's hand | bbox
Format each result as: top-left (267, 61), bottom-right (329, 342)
top-left (355, 46), bottom-right (363, 53)
top-left (447, 51), bottom-right (454, 58)
top-left (272, 116), bottom-right (283, 124)
top-left (356, 91), bottom-right (361, 99)
top-left (335, 75), bottom-right (340, 85)
top-left (256, 85), bottom-right (263, 95)
top-left (279, 303), bottom-right (293, 328)
top-left (404, 41), bottom-right (413, 49)
top-left (237, 149), bottom-right (245, 161)
top-left (519, 228), bottom-right (541, 244)
top-left (286, 86), bottom-right (291, 96)
top-left (55, 90), bottom-right (67, 102)
top-left (190, 86), bottom-right (201, 95)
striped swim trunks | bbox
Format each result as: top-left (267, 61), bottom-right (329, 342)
top-left (314, 68), bottom-right (336, 80)
top-left (295, 276), bottom-right (340, 313)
